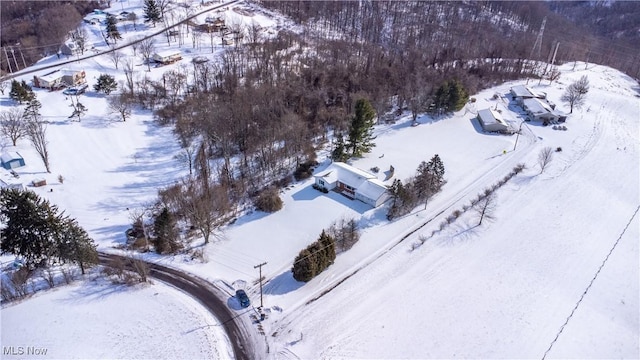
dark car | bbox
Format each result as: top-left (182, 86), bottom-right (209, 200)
top-left (236, 289), bottom-right (250, 308)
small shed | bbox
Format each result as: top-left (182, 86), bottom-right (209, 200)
top-left (152, 51), bottom-right (182, 64)
top-left (60, 42), bottom-right (80, 56)
top-left (1, 152), bottom-right (25, 170)
top-left (477, 108), bottom-right (509, 132)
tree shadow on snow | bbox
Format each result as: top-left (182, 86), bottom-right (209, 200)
top-left (60, 278), bottom-right (137, 305)
top-left (263, 270), bottom-right (304, 295)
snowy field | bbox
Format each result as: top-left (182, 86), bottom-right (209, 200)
top-left (1, 0), bottom-right (639, 357)
top-left (1, 277), bottom-right (232, 359)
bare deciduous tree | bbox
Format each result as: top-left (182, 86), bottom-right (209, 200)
top-left (108, 93), bottom-right (132, 122)
top-left (71, 28), bottom-right (89, 55)
top-left (123, 58), bottom-right (135, 95)
top-left (0, 79), bottom-right (7, 95)
top-left (562, 75), bottom-right (590, 114)
top-left (180, 180), bottom-right (230, 244)
top-left (538, 146), bottom-right (554, 174)
top-left (0, 107), bottom-right (27, 145)
top-left (474, 192), bottom-right (496, 226)
top-left (139, 38), bottom-right (156, 72)
top-left (23, 99), bottom-right (51, 172)
top-left (109, 50), bottom-right (124, 70)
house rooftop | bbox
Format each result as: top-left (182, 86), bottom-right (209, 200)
top-left (154, 50), bottom-right (182, 58)
top-left (523, 98), bottom-right (554, 115)
top-left (511, 85), bottom-right (536, 98)
top-left (1, 152), bottom-right (23, 163)
top-left (477, 108), bottom-right (507, 126)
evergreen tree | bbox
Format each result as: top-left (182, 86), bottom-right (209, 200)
top-left (1, 189), bottom-right (63, 268)
top-left (434, 80), bottom-right (468, 112)
top-left (318, 230), bottom-right (336, 266)
top-left (447, 80), bottom-right (469, 112)
top-left (55, 218), bottom-right (98, 274)
top-left (9, 80), bottom-right (34, 104)
top-left (414, 154), bottom-right (446, 209)
top-left (0, 189), bottom-right (98, 271)
top-left (153, 207), bottom-right (180, 254)
top-left (23, 98), bottom-right (42, 123)
top-left (144, 0), bottom-right (162, 27)
top-left (105, 15), bottom-right (122, 43)
top-left (94, 74), bottom-right (118, 94)
top-left (347, 98), bottom-right (377, 157)
top-left (331, 134), bottom-right (348, 162)
top-left (292, 249), bottom-right (316, 282)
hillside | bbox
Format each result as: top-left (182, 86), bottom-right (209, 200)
top-left (0, 0), bottom-right (639, 358)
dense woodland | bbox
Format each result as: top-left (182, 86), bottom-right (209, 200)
top-left (0, 1), bottom-right (101, 71)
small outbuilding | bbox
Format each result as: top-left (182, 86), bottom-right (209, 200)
top-left (152, 51), bottom-right (182, 65)
top-left (477, 108), bottom-right (509, 132)
top-left (1, 152), bottom-right (25, 170)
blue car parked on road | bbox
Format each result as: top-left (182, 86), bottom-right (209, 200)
top-left (236, 289), bottom-right (250, 308)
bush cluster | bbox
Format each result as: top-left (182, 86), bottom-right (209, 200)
top-left (292, 231), bottom-right (336, 282)
top-left (294, 160), bottom-right (318, 180)
top-left (254, 188), bottom-right (283, 212)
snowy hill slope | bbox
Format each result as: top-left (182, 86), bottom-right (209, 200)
top-left (0, 1), bottom-right (638, 355)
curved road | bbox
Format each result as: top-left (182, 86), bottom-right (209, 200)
top-left (98, 253), bottom-right (254, 360)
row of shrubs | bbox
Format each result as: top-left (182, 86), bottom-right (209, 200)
top-left (412, 163), bottom-right (526, 250)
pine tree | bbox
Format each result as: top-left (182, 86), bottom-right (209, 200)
top-left (94, 74), bottom-right (118, 94)
top-left (105, 15), bottom-right (122, 43)
top-left (292, 249), bottom-right (316, 282)
top-left (144, 0), bottom-right (162, 27)
top-left (318, 230), bottom-right (336, 266)
top-left (153, 207), bottom-right (180, 254)
top-left (448, 80), bottom-right (468, 112)
top-left (434, 80), bottom-right (468, 113)
top-left (1, 188), bottom-right (98, 271)
top-left (414, 154), bottom-right (446, 209)
top-left (23, 98), bottom-right (42, 123)
top-left (331, 134), bottom-right (348, 162)
top-left (55, 218), bottom-right (98, 274)
top-left (347, 98), bottom-right (377, 157)
top-left (9, 80), bottom-right (34, 104)
top-left (1, 189), bottom-right (63, 268)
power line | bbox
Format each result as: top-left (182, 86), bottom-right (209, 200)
top-left (541, 205), bottom-right (640, 360)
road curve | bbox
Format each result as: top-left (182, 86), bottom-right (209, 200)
top-left (98, 253), bottom-right (253, 360)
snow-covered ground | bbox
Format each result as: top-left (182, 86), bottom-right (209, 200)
top-left (1, 277), bottom-right (232, 359)
top-left (1, 0), bottom-right (639, 357)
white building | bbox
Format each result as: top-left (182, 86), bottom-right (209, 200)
top-left (314, 162), bottom-right (390, 207)
top-left (477, 108), bottom-right (509, 132)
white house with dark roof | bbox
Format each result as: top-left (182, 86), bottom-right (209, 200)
top-left (314, 162), bottom-right (390, 207)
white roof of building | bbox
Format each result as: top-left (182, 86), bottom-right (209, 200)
top-left (357, 178), bottom-right (388, 200)
top-left (477, 108), bottom-right (507, 127)
top-left (523, 98), bottom-right (554, 115)
top-left (154, 50), bottom-right (181, 58)
top-left (315, 162), bottom-right (388, 200)
top-left (1, 152), bottom-right (23, 163)
top-left (511, 85), bottom-right (536, 98)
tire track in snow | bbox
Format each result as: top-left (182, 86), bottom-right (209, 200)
top-left (541, 205), bottom-right (640, 360)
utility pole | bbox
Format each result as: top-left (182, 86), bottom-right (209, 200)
top-left (513, 121), bottom-right (525, 151)
top-left (254, 262), bottom-right (267, 309)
